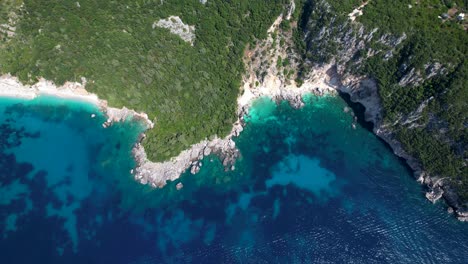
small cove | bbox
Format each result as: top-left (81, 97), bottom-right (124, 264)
top-left (0, 94), bottom-right (467, 263)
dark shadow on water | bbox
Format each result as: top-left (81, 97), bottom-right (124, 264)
top-left (338, 91), bottom-right (416, 179)
top-left (338, 91), bottom-right (374, 132)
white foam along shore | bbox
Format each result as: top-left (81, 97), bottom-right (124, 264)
top-left (0, 74), bottom-right (154, 129)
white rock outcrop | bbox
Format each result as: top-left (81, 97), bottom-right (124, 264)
top-left (153, 16), bottom-right (195, 45)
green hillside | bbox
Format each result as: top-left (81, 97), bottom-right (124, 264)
top-left (0, 0), bottom-right (287, 161)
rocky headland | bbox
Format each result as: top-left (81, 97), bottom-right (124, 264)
top-left (0, 0), bottom-right (465, 222)
top-left (131, 2), bottom-right (338, 189)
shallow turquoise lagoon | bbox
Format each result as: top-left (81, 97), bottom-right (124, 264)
top-left (0, 95), bottom-right (467, 263)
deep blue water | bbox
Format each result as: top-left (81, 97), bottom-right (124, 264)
top-left (0, 95), bottom-right (467, 263)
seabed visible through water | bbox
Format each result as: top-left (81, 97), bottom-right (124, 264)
top-left (1, 94), bottom-right (467, 263)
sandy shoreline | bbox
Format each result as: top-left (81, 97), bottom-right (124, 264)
top-left (0, 2), bottom-right (353, 196)
top-left (0, 75), bottom-right (99, 103)
top-left (0, 74), bottom-right (154, 129)
top-left (0, 2), bottom-right (345, 193)
top-left (0, 4), bottom-right (338, 190)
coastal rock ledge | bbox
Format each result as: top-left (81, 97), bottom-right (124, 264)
top-left (132, 129), bottom-right (241, 188)
top-left (131, 5), bottom-right (337, 189)
top-left (329, 68), bottom-right (468, 222)
top-left (131, 81), bottom-right (334, 188)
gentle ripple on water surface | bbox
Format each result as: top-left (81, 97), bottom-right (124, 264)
top-left (0, 95), bottom-right (467, 263)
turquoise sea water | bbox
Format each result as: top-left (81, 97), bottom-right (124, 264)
top-left (0, 95), bottom-right (467, 263)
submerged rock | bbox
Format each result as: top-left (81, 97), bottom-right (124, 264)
top-left (426, 186), bottom-right (444, 203)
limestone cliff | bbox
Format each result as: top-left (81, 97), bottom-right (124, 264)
top-left (294, 0), bottom-right (467, 220)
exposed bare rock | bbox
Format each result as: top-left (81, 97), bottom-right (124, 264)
top-left (132, 1), bottom-right (337, 189)
top-left (298, 0), bottom-right (467, 220)
top-left (239, 1), bottom-right (337, 110)
top-left (103, 106), bottom-right (153, 129)
top-left (132, 132), bottom-right (241, 187)
top-left (0, 4), bottom-right (21, 40)
top-left (338, 75), bottom-right (381, 124)
top-left (457, 209), bottom-right (468, 222)
top-left (348, 1), bottom-right (368, 22)
top-left (153, 16), bottom-right (195, 45)
top-left (398, 68), bottom-right (424, 87)
top-left (190, 163), bottom-right (201, 175)
top-left (0, 23), bottom-right (16, 38)
top-left (426, 186), bottom-right (444, 203)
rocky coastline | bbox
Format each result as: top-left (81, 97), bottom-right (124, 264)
top-left (328, 69), bottom-right (468, 222)
top-left (131, 127), bottom-right (241, 188)
top-left (137, 0), bottom-right (468, 219)
top-left (2, 67), bottom-right (466, 221)
top-left (130, 4), bottom-right (337, 189)
top-left (131, 76), bottom-right (335, 188)
top-left (130, 0), bottom-right (466, 223)
top-left (1, 1), bottom-right (465, 222)
top-left (292, 0), bottom-right (468, 221)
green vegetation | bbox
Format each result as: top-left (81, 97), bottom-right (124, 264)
top-left (296, 0), bottom-right (467, 202)
top-left (280, 19), bottom-right (291, 31)
top-left (277, 56), bottom-right (283, 68)
top-left (0, 0), bottom-right (22, 24)
top-left (355, 1), bottom-right (467, 201)
top-left (0, 0), bottom-right (287, 161)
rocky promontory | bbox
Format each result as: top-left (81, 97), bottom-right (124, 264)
top-left (130, 3), bottom-right (337, 189)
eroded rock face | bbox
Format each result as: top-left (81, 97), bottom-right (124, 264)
top-left (338, 75), bottom-right (381, 124)
top-left (299, 0), bottom-right (466, 219)
top-left (133, 0), bottom-right (468, 220)
top-left (325, 62), bottom-right (468, 219)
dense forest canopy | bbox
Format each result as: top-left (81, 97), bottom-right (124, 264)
top-left (0, 0), bottom-right (288, 161)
